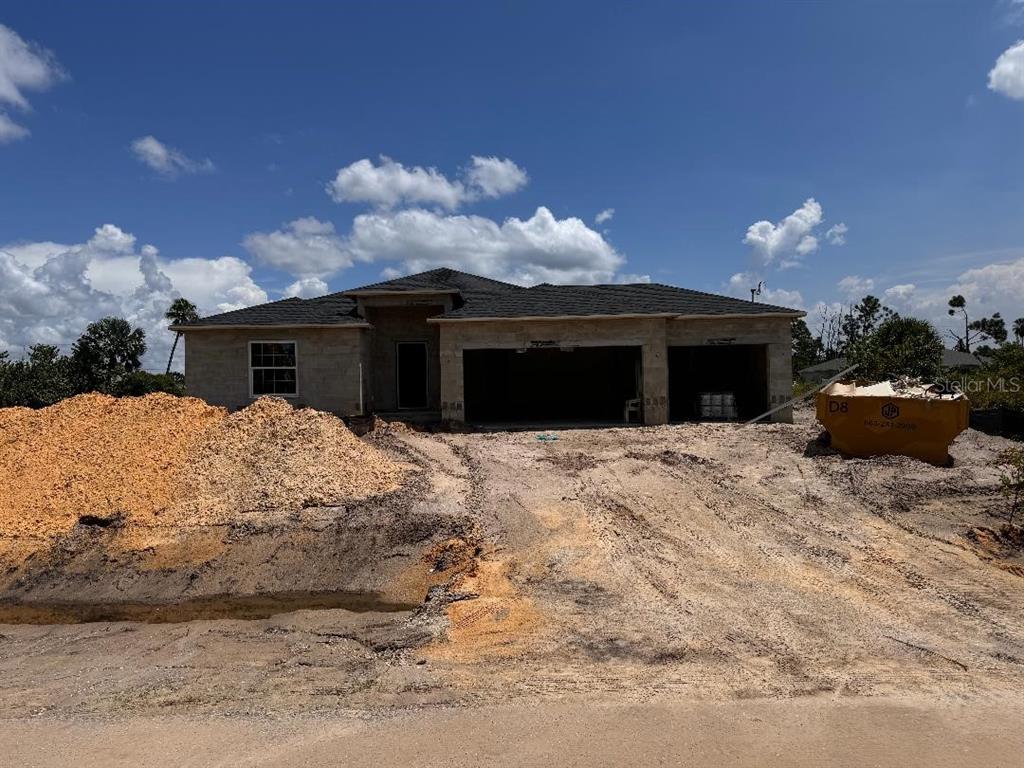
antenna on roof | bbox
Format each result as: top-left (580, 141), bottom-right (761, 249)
top-left (750, 280), bottom-right (764, 303)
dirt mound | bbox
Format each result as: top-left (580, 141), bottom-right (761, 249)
top-left (171, 398), bottom-right (404, 524)
top-left (0, 394), bottom-right (405, 539)
top-left (0, 393), bottom-right (225, 539)
top-left (371, 417), bottom-right (416, 436)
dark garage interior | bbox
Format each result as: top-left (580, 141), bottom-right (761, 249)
top-left (464, 346), bottom-right (641, 423)
top-left (668, 344), bottom-right (768, 422)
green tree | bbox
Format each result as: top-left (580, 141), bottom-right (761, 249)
top-left (791, 318), bottom-right (823, 374)
top-left (71, 317), bottom-right (147, 393)
top-left (0, 344), bottom-right (78, 407)
top-left (840, 295), bottom-right (896, 350)
top-left (969, 312), bottom-right (1007, 350)
top-left (847, 316), bottom-right (944, 381)
top-left (112, 371), bottom-right (185, 397)
top-left (1012, 317), bottom-right (1024, 345)
top-left (164, 297), bottom-right (199, 374)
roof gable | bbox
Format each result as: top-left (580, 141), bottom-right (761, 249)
top-left (343, 267), bottom-right (523, 295)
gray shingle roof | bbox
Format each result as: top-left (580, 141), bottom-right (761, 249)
top-left (345, 268), bottom-right (523, 295)
top-left (177, 268), bottom-right (802, 328)
top-left (174, 293), bottom-right (365, 328)
top-left (436, 282), bottom-right (803, 320)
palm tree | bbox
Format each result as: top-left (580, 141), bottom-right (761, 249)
top-left (1015, 317), bottom-right (1024, 346)
top-left (164, 298), bottom-right (199, 374)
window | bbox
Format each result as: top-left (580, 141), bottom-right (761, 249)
top-left (250, 341), bottom-right (298, 396)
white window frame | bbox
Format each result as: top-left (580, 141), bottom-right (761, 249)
top-left (249, 340), bottom-right (299, 398)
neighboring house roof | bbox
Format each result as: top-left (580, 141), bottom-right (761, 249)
top-left (941, 349), bottom-right (984, 369)
top-left (176, 268), bottom-right (803, 329)
top-left (798, 349), bottom-right (984, 377)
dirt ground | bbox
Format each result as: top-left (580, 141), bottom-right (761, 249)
top-left (1, 405), bottom-right (1023, 724)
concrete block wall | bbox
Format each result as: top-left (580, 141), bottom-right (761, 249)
top-left (183, 327), bottom-right (366, 415)
top-left (439, 315), bottom-right (795, 424)
top-left (667, 316), bottom-right (794, 422)
top-left (362, 305), bottom-right (443, 412)
top-left (437, 317), bottom-right (672, 425)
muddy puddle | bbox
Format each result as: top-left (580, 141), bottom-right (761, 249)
top-left (0, 590), bottom-right (419, 625)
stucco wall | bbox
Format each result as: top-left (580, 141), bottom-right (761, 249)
top-left (182, 327), bottom-right (366, 415)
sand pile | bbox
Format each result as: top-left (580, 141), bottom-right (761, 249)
top-left (172, 398), bottom-right (404, 524)
top-left (0, 394), bottom-right (225, 539)
top-left (0, 394), bottom-right (405, 539)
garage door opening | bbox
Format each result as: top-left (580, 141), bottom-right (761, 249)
top-left (668, 345), bottom-right (768, 422)
top-left (464, 346), bottom-right (641, 424)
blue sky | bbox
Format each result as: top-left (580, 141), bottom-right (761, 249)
top-left (3, 1), bottom-right (1024, 368)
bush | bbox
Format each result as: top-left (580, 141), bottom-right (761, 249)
top-left (0, 345), bottom-right (79, 408)
top-left (961, 344), bottom-right (1024, 410)
top-left (846, 317), bottom-right (944, 382)
top-left (111, 371), bottom-right (186, 397)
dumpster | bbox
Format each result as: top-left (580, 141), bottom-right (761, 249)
top-left (816, 381), bottom-right (970, 466)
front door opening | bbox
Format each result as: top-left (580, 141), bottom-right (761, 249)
top-left (396, 341), bottom-right (428, 409)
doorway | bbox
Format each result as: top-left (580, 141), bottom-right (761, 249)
top-left (396, 341), bottom-right (428, 409)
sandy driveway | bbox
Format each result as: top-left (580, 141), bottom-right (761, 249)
top-left (5, 699), bottom-right (1023, 767)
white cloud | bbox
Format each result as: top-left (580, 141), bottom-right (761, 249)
top-left (595, 208), bottom-right (615, 225)
top-left (837, 275), bottom-right (874, 298)
top-left (875, 258), bottom-right (1024, 344)
top-left (726, 272), bottom-right (804, 309)
top-left (326, 155), bottom-right (527, 210)
top-left (243, 216), bottom-right (354, 279)
top-left (743, 198), bottom-right (825, 267)
top-left (989, 40), bottom-right (1024, 100)
top-left (0, 111), bottom-right (29, 142)
top-left (348, 206), bottom-right (627, 285)
top-left (826, 222), bottom-right (848, 246)
top-left (0, 24), bottom-right (65, 143)
top-left (883, 283), bottom-right (916, 301)
top-left (130, 135), bottom-right (215, 178)
top-left (0, 225), bottom-right (267, 370)
top-left (283, 277), bottom-right (329, 299)
top-left (464, 156), bottom-right (528, 199)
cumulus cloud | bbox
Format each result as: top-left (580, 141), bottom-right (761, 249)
top-left (989, 40), bottom-right (1024, 100)
top-left (243, 204), bottom-right (633, 286)
top-left (743, 198), bottom-right (825, 268)
top-left (826, 222), bottom-right (848, 246)
top-left (726, 272), bottom-right (804, 309)
top-left (0, 225), bottom-right (267, 370)
top-left (242, 217), bottom-right (353, 279)
top-left (130, 135), bottom-right (215, 178)
top-left (346, 206), bottom-right (627, 285)
top-left (283, 277), bottom-right (329, 299)
top-left (464, 155), bottom-right (529, 199)
top-left (326, 155), bottom-right (527, 210)
top-left (837, 275), bottom-right (874, 298)
top-left (0, 24), bottom-right (66, 143)
top-left (875, 257), bottom-right (1024, 343)
top-left (595, 208), bottom-right (615, 225)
